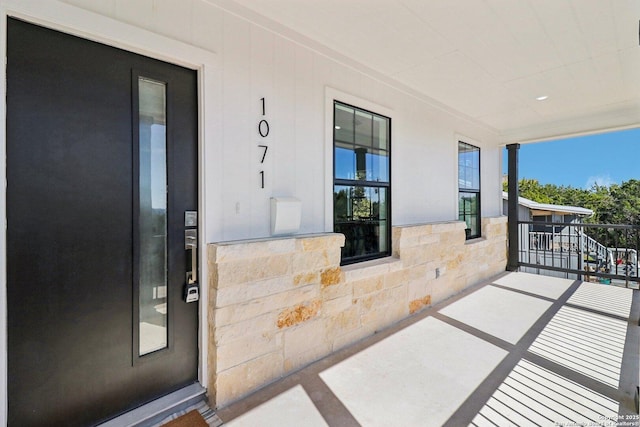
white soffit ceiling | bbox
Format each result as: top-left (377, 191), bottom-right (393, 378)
top-left (222, 0), bottom-right (640, 143)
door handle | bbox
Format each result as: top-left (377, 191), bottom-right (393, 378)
top-left (184, 211), bottom-right (199, 303)
top-left (185, 229), bottom-right (197, 284)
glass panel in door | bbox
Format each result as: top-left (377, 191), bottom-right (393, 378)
top-left (138, 77), bottom-right (168, 356)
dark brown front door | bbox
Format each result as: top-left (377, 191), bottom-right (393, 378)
top-left (7, 18), bottom-right (199, 426)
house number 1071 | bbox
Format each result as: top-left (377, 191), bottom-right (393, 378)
top-left (258, 97), bottom-right (269, 188)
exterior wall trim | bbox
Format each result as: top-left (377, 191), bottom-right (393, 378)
top-left (0, 1), bottom-right (221, 423)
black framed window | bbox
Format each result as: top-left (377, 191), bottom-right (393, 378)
top-left (334, 101), bottom-right (391, 264)
top-left (458, 141), bottom-right (481, 239)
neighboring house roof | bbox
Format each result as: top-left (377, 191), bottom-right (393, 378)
top-left (502, 192), bottom-right (593, 216)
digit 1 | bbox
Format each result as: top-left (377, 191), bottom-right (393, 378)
top-left (260, 171), bottom-right (264, 189)
top-left (260, 97), bottom-right (265, 116)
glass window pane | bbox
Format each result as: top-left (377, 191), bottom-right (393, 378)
top-left (458, 192), bottom-right (479, 238)
top-left (335, 145), bottom-right (356, 180)
top-left (334, 185), bottom-right (351, 221)
top-left (372, 116), bottom-right (388, 150)
top-left (138, 77), bottom-right (168, 356)
top-left (351, 186), bottom-right (371, 220)
top-left (365, 149), bottom-right (389, 182)
top-left (373, 187), bottom-right (388, 252)
top-left (470, 149), bottom-right (479, 190)
top-left (334, 185), bottom-right (389, 260)
top-left (458, 167), bottom-right (465, 188)
top-left (372, 187), bottom-right (387, 220)
top-left (378, 220), bottom-right (388, 252)
top-left (458, 142), bottom-right (479, 191)
top-left (355, 147), bottom-right (368, 180)
top-left (471, 149), bottom-right (479, 166)
top-left (335, 104), bottom-right (354, 143)
top-left (355, 111), bottom-right (373, 147)
top-left (469, 216), bottom-right (478, 238)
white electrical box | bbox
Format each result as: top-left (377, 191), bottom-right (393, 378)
top-left (270, 197), bottom-right (302, 236)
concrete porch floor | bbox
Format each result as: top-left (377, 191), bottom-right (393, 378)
top-left (215, 272), bottom-right (640, 427)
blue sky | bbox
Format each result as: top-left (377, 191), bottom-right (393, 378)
top-left (502, 127), bottom-right (640, 189)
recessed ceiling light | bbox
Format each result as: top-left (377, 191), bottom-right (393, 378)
top-left (335, 126), bottom-right (341, 129)
top-left (536, 95), bottom-right (549, 101)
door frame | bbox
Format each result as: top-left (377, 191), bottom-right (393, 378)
top-left (0, 2), bottom-right (221, 424)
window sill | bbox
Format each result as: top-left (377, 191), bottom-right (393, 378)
top-left (341, 255), bottom-right (403, 280)
top-left (465, 236), bottom-right (486, 245)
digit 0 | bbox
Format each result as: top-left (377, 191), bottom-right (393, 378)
top-left (258, 119), bottom-right (269, 138)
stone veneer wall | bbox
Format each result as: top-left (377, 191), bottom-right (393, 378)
top-left (207, 216), bottom-right (507, 407)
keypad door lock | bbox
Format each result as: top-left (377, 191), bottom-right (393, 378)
top-left (184, 211), bottom-right (199, 303)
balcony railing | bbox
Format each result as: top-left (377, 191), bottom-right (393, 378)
top-left (517, 220), bottom-right (640, 288)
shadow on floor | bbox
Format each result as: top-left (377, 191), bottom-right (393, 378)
top-left (216, 272), bottom-right (640, 427)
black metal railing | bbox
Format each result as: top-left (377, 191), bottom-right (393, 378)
top-left (517, 220), bottom-right (640, 288)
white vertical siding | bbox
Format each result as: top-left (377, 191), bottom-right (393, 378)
top-left (60, 0), bottom-right (502, 242)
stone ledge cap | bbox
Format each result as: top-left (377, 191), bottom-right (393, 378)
top-left (393, 220), bottom-right (465, 229)
top-left (209, 232), bottom-right (343, 247)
